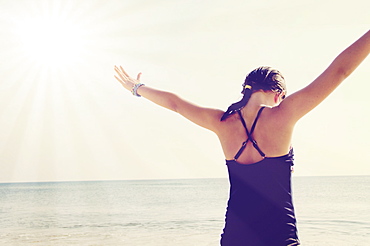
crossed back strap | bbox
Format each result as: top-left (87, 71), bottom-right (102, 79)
top-left (234, 107), bottom-right (266, 160)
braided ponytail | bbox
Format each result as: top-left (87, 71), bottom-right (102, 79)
top-left (220, 85), bottom-right (253, 121)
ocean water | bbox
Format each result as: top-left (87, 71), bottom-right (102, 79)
top-left (0, 176), bottom-right (369, 246)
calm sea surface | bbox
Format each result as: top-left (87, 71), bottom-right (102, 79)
top-left (0, 176), bottom-right (369, 246)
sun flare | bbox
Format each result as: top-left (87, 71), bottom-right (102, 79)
top-left (15, 15), bottom-right (87, 68)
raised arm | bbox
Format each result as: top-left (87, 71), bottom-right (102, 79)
top-left (114, 66), bottom-right (223, 132)
top-left (279, 30), bottom-right (370, 124)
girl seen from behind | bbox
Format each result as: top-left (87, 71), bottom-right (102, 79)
top-left (114, 30), bottom-right (370, 246)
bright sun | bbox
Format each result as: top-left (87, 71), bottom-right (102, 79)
top-left (15, 15), bottom-right (87, 68)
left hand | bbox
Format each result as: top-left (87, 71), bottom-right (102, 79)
top-left (114, 66), bottom-right (142, 92)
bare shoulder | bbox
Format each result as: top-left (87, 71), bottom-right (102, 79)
top-left (262, 106), bottom-right (290, 125)
top-left (259, 106), bottom-right (295, 141)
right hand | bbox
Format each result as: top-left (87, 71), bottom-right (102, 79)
top-left (114, 66), bottom-right (142, 92)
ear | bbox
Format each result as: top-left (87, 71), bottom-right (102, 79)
top-left (274, 93), bottom-right (280, 103)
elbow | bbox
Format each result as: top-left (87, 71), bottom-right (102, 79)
top-left (336, 66), bottom-right (352, 80)
top-left (165, 92), bottom-right (180, 112)
top-left (171, 103), bottom-right (179, 113)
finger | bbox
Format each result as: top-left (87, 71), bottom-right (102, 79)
top-left (114, 75), bottom-right (123, 84)
top-left (114, 66), bottom-right (124, 74)
top-left (119, 66), bottom-right (130, 77)
top-left (114, 65), bottom-right (124, 75)
top-left (115, 70), bottom-right (127, 82)
top-left (114, 66), bottom-right (121, 73)
top-left (114, 67), bottom-right (128, 81)
top-left (137, 72), bottom-right (142, 81)
top-left (114, 67), bottom-right (120, 75)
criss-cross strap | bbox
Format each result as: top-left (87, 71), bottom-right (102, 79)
top-left (234, 107), bottom-right (266, 160)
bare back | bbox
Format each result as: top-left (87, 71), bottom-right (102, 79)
top-left (216, 106), bottom-right (294, 165)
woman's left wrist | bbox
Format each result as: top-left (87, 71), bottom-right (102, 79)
top-left (131, 83), bottom-right (145, 97)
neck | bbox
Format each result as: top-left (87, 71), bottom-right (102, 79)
top-left (244, 91), bottom-right (274, 110)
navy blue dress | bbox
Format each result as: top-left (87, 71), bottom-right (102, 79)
top-left (220, 108), bottom-right (300, 246)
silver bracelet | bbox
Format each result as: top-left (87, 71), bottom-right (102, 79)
top-left (131, 83), bottom-right (145, 97)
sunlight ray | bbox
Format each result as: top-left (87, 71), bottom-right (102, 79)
top-left (0, 78), bottom-right (43, 181)
top-left (1, 0), bottom-right (369, 183)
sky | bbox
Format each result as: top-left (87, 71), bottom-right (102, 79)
top-left (0, 0), bottom-right (369, 183)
